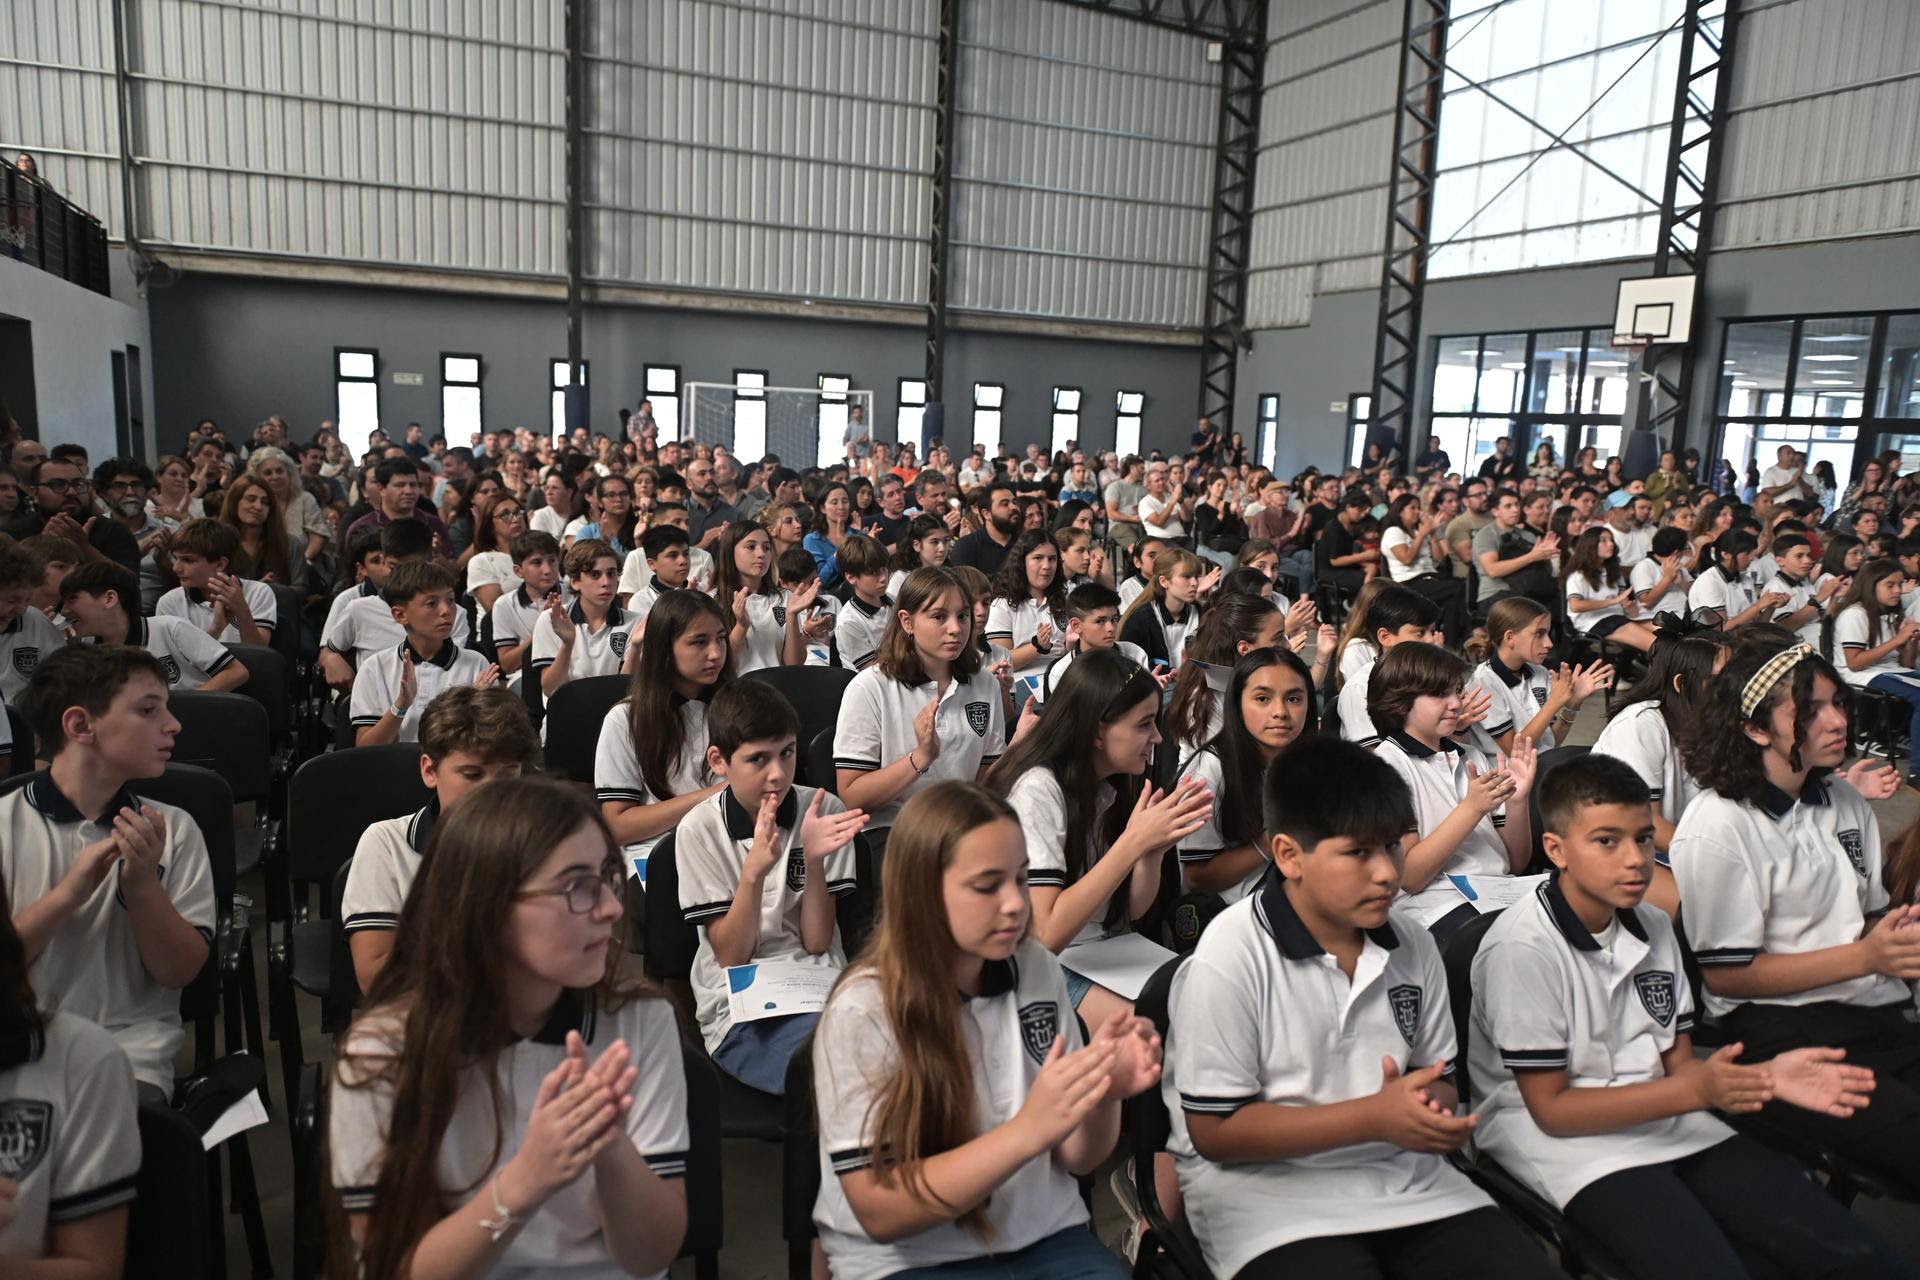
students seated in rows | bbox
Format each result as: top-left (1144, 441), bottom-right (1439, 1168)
top-left (1630, 525), bottom-right (1692, 617)
top-left (1760, 532), bottom-right (1824, 648)
top-left (1054, 523), bottom-right (1108, 591)
top-left (833, 533), bottom-right (893, 672)
top-left (330, 778), bottom-right (689, 1280)
top-left (1119, 545), bottom-right (1206, 670)
top-left (0, 544), bottom-right (72, 705)
top-left (321, 519), bottom-right (470, 690)
top-left (776, 548), bottom-right (838, 667)
top-left (812, 781), bottom-right (1161, 1280)
top-left (351, 562), bottom-right (498, 746)
top-left (986, 530), bottom-right (1070, 694)
top-left (1471, 753), bottom-right (1909, 1280)
top-left (1177, 647), bottom-right (1316, 901)
top-left (1166, 740), bottom-right (1560, 1280)
top-left (1689, 531), bottom-right (1785, 629)
top-left (1562, 525), bottom-right (1657, 651)
top-left (1671, 640), bottom-right (1920, 1198)
top-left (618, 523), bottom-right (690, 626)
top-left (1036, 583), bottom-right (1146, 705)
top-left (1165, 592), bottom-right (1284, 762)
top-left (1831, 558), bottom-right (1920, 784)
top-left (532, 539), bottom-right (632, 698)
top-left (676, 683), bottom-right (867, 1094)
top-left (834, 567), bottom-right (1008, 854)
top-left (596, 590), bottom-right (730, 871)
top-left (487, 529), bottom-right (562, 687)
top-left (0, 874), bottom-right (141, 1272)
top-left (1370, 643), bottom-right (1535, 937)
top-left (716, 522), bottom-right (811, 674)
top-left (343, 686), bottom-right (537, 993)
top-left (885, 513), bottom-right (950, 603)
top-left (617, 503), bottom-right (714, 606)
top-left (1115, 536), bottom-right (1166, 613)
top-left (60, 561), bottom-right (249, 693)
top-left (1334, 586), bottom-right (1444, 747)
top-left (1466, 597), bottom-right (1610, 758)
top-left (154, 518), bottom-right (276, 646)
top-left (988, 651), bottom-right (1211, 1024)
top-left (4, 646), bottom-right (213, 1099)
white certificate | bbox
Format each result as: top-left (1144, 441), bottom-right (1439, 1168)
top-left (725, 959), bottom-right (839, 1024)
top-left (1445, 872), bottom-right (1547, 913)
top-left (1060, 932), bottom-right (1178, 1001)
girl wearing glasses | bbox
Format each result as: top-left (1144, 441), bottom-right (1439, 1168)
top-left (465, 493), bottom-right (529, 614)
top-left (329, 777), bottom-right (690, 1280)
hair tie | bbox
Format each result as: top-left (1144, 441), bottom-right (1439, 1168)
top-left (1740, 643), bottom-right (1812, 718)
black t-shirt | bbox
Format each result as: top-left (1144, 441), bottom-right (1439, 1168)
top-left (949, 529), bottom-right (1011, 577)
top-left (1416, 450), bottom-right (1451, 473)
top-left (1478, 454), bottom-right (1522, 482)
top-left (1304, 501), bottom-right (1339, 543)
top-left (1316, 516), bottom-right (1358, 572)
top-left (864, 511), bottom-right (911, 547)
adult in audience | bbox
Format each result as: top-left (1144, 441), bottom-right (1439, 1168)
top-left (345, 457), bottom-right (452, 557)
top-left (682, 456), bottom-right (734, 550)
top-left (1103, 455), bottom-right (1148, 552)
top-left (1444, 478), bottom-right (1492, 583)
top-left (1314, 489), bottom-right (1379, 596)
top-left (1473, 488), bottom-right (1559, 609)
top-left (1139, 461), bottom-right (1190, 545)
top-left (1477, 435), bottom-right (1523, 483)
top-left (249, 445), bottom-right (331, 570)
top-left (6, 438), bottom-right (48, 484)
top-left (949, 480), bottom-right (1019, 576)
top-left (7, 458), bottom-right (139, 573)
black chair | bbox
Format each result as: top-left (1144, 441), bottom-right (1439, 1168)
top-left (1525, 746), bottom-right (1590, 874)
top-left (221, 643), bottom-right (292, 752)
top-left (678, 1036), bottom-right (728, 1280)
top-left (128, 1101), bottom-right (213, 1280)
top-left (807, 726), bottom-right (838, 796)
top-left (743, 666), bottom-right (856, 763)
top-left (782, 1032), bottom-right (821, 1280)
top-left (1126, 955), bottom-right (1213, 1280)
top-left (4, 703), bottom-right (35, 773)
top-left (1439, 911), bottom-right (1634, 1280)
top-left (542, 674), bottom-right (628, 782)
top-left (1553, 595), bottom-right (1628, 714)
top-left (1848, 686), bottom-right (1909, 762)
top-left (168, 690), bottom-right (278, 878)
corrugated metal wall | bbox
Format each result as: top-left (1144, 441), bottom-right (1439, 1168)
top-left (584, 0), bottom-right (935, 307)
top-left (128, 0), bottom-right (567, 274)
top-left (0, 0), bottom-right (126, 236)
top-left (1245, 0), bottom-right (1398, 329)
top-left (1716, 0), bottom-right (1920, 250)
top-left (949, 0), bottom-right (1217, 329)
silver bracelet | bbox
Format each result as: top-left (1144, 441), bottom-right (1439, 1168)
top-left (478, 1173), bottom-right (524, 1242)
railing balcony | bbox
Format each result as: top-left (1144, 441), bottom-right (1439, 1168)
top-left (1, 163), bottom-right (111, 296)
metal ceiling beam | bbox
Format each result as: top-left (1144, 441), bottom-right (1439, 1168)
top-left (1048, 0), bottom-right (1264, 46)
top-left (563, 0), bottom-right (587, 436)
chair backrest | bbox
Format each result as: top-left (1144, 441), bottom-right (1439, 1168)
top-left (1438, 907), bottom-right (1503, 1109)
top-left (287, 744), bottom-right (430, 888)
top-left (782, 1030), bottom-right (821, 1248)
top-left (542, 675), bottom-right (628, 782)
top-left (168, 691), bottom-right (272, 804)
top-left (641, 831), bottom-right (699, 981)
top-left (268, 581), bottom-right (308, 667)
top-left (330, 858), bottom-right (361, 1020)
top-left (4, 704), bottom-right (34, 774)
top-left (807, 726), bottom-right (837, 795)
top-left (1526, 745), bottom-right (1590, 872)
top-left (677, 1036), bottom-right (726, 1262)
top-left (127, 764), bottom-right (238, 1030)
top-left (741, 666), bottom-right (856, 757)
top-left (221, 642), bottom-right (291, 747)
top-left (127, 1101), bottom-right (212, 1280)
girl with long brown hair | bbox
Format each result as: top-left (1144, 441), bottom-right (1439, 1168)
top-left (715, 520), bottom-right (812, 673)
top-left (329, 777), bottom-right (688, 1280)
top-left (218, 472), bottom-right (299, 589)
top-left (812, 781), bottom-right (1160, 1280)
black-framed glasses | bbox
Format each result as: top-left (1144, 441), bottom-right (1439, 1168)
top-left (36, 477), bottom-right (77, 493)
top-left (518, 863), bottom-right (623, 915)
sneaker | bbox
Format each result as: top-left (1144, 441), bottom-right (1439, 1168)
top-left (1109, 1161), bottom-right (1144, 1263)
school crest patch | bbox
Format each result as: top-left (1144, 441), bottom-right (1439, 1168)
top-left (1531, 685), bottom-right (1548, 706)
top-left (609, 630), bottom-right (629, 658)
top-left (965, 701), bottom-right (991, 737)
top-left (1633, 970), bottom-right (1677, 1027)
top-left (785, 843), bottom-right (806, 894)
top-left (1018, 1001), bottom-right (1059, 1064)
top-left (159, 654), bottom-right (182, 685)
top-left (0, 1099), bottom-right (51, 1180)
top-left (1836, 828), bottom-right (1866, 877)
top-left (1388, 983), bottom-right (1422, 1045)
top-left (10, 646), bottom-right (38, 676)
top-left (773, 605), bottom-right (787, 627)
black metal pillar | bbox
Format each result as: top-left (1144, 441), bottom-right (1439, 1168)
top-left (110, 0), bottom-right (142, 264)
top-left (925, 0), bottom-right (962, 406)
top-left (1370, 0), bottom-right (1449, 464)
top-left (1198, 6), bottom-right (1267, 435)
top-left (563, 0), bottom-right (587, 437)
top-left (1625, 0), bottom-right (1740, 454)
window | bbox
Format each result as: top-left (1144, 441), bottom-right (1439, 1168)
top-left (1426, 326), bottom-right (1619, 474)
top-left (897, 378), bottom-right (929, 455)
top-left (973, 382), bottom-right (1005, 457)
top-left (336, 348), bottom-right (380, 458)
top-left (1050, 386), bottom-right (1081, 457)
top-left (1115, 390), bottom-right (1143, 457)
top-left (1346, 394), bottom-right (1372, 468)
top-left (1257, 394), bottom-right (1280, 470)
top-left (733, 369), bottom-right (768, 461)
top-left (441, 353), bottom-right (482, 444)
top-left (644, 365), bottom-right (681, 442)
top-left (819, 373), bottom-right (851, 469)
top-left (550, 359), bottom-right (587, 439)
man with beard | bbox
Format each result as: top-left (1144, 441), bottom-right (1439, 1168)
top-left (683, 456), bottom-right (735, 549)
top-left (948, 480), bottom-right (1019, 576)
top-left (93, 458), bottom-right (173, 607)
top-left (6, 457), bottom-right (140, 574)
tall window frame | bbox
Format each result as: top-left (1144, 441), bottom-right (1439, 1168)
top-left (644, 364), bottom-right (682, 442)
top-left (973, 382), bottom-right (1005, 457)
top-left (1426, 326), bottom-right (1622, 474)
top-left (550, 358), bottom-right (587, 439)
top-left (896, 377), bottom-right (929, 456)
top-left (733, 369), bottom-right (768, 460)
top-left (1050, 386), bottom-right (1082, 457)
top-left (440, 352), bottom-right (482, 444)
top-left (1257, 394), bottom-right (1280, 470)
top-left (335, 347), bottom-right (380, 459)
top-left (819, 373), bottom-right (852, 468)
top-left (1115, 390), bottom-right (1143, 458)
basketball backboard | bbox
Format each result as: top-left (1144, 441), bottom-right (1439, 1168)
top-left (1612, 274), bottom-right (1696, 346)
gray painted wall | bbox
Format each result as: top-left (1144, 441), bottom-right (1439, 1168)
top-left (146, 275), bottom-right (1201, 459)
top-left (0, 254), bottom-right (155, 459)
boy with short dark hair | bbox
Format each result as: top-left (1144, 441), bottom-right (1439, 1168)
top-left (675, 681), bottom-right (866, 1094)
top-left (532, 538), bottom-right (632, 696)
top-left (0, 542), bottom-right (69, 704)
top-left (61, 561), bottom-right (249, 693)
top-left (1166, 739), bottom-right (1558, 1280)
top-left (156, 518), bottom-right (276, 646)
top-left (1760, 532), bottom-right (1822, 645)
top-left (489, 529), bottom-right (563, 682)
top-left (350, 561), bottom-right (496, 746)
top-left (20, 533), bottom-right (81, 617)
top-left (775, 547), bottom-right (838, 667)
top-left (341, 685), bottom-right (537, 991)
top-left (320, 518), bottom-right (470, 689)
top-left (1469, 754), bottom-right (1906, 1279)
top-left (3, 645), bottom-right (214, 1097)
top-left (1038, 582), bottom-right (1148, 703)
top-left (832, 534), bottom-right (891, 671)
top-left (621, 523), bottom-right (691, 622)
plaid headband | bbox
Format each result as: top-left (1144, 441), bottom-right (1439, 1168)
top-left (1741, 643), bottom-right (1812, 718)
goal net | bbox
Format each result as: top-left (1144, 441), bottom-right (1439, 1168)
top-left (684, 382), bottom-right (877, 469)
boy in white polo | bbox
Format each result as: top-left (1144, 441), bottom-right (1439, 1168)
top-left (1037, 583), bottom-right (1148, 705)
top-left (2, 645), bottom-right (215, 1097)
top-left (349, 561), bottom-right (496, 746)
top-left (320, 521), bottom-right (472, 692)
top-left (617, 524), bottom-right (691, 623)
top-left (341, 686), bottom-right (537, 993)
top-left (531, 539), bottom-right (635, 697)
top-left (1165, 740), bottom-right (1558, 1280)
top-left (488, 530), bottom-right (562, 686)
top-left (154, 518), bottom-right (277, 646)
top-left (0, 544), bottom-right (67, 706)
top-left (60, 561), bottom-right (249, 693)
top-left (831, 534), bottom-right (893, 671)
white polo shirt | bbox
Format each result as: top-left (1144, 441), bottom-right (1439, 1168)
top-left (1671, 775), bottom-right (1906, 1019)
top-left (340, 800), bottom-right (438, 934)
top-left (812, 941), bottom-right (1089, 1280)
top-left (1141, 491), bottom-right (1186, 540)
top-left (984, 595), bottom-right (1069, 677)
top-left (1175, 746), bottom-right (1266, 900)
top-left (1373, 732), bottom-right (1510, 910)
top-left (1467, 655), bottom-right (1555, 754)
top-left (331, 990), bottom-right (688, 1280)
top-left (1468, 879), bottom-right (1728, 1208)
top-left (1166, 884), bottom-right (1489, 1277)
top-left (0, 609), bottom-right (66, 704)
top-left (1630, 557), bottom-right (1689, 617)
top-left (1589, 700), bottom-right (1699, 847)
top-left (594, 696), bottom-right (712, 868)
top-left (530, 602), bottom-right (635, 683)
top-left (349, 639), bottom-right (493, 743)
top-left (675, 785), bottom-right (858, 1054)
top-left (1003, 766), bottom-right (1120, 948)
top-left (833, 593), bottom-right (892, 671)
top-left (488, 582), bottom-right (548, 654)
top-left (1614, 524), bottom-right (1654, 568)
top-left (1832, 603), bottom-right (1906, 687)
top-left (0, 776), bottom-right (215, 1093)
top-left (0, 1013), bottom-right (141, 1259)
top-left (1686, 565), bottom-right (1753, 623)
top-left (322, 582), bottom-right (471, 666)
top-left (1037, 641), bottom-right (1149, 704)
top-left (785, 588), bottom-right (839, 667)
top-left (1765, 573), bottom-right (1822, 649)
top-left (1122, 599), bottom-right (1197, 668)
top-left (126, 613), bottom-right (240, 692)
top-left (465, 549), bottom-right (515, 601)
top-left (1336, 657), bottom-right (1381, 746)
top-left (1173, 661), bottom-right (1235, 767)
top-left (1118, 576), bottom-right (1146, 612)
top-left (730, 590), bottom-right (786, 674)
top-left (1338, 639), bottom-right (1377, 686)
top-left (831, 666), bottom-right (1006, 830)
top-left (1563, 571), bottom-right (1625, 634)
top-left (155, 578), bottom-right (278, 643)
